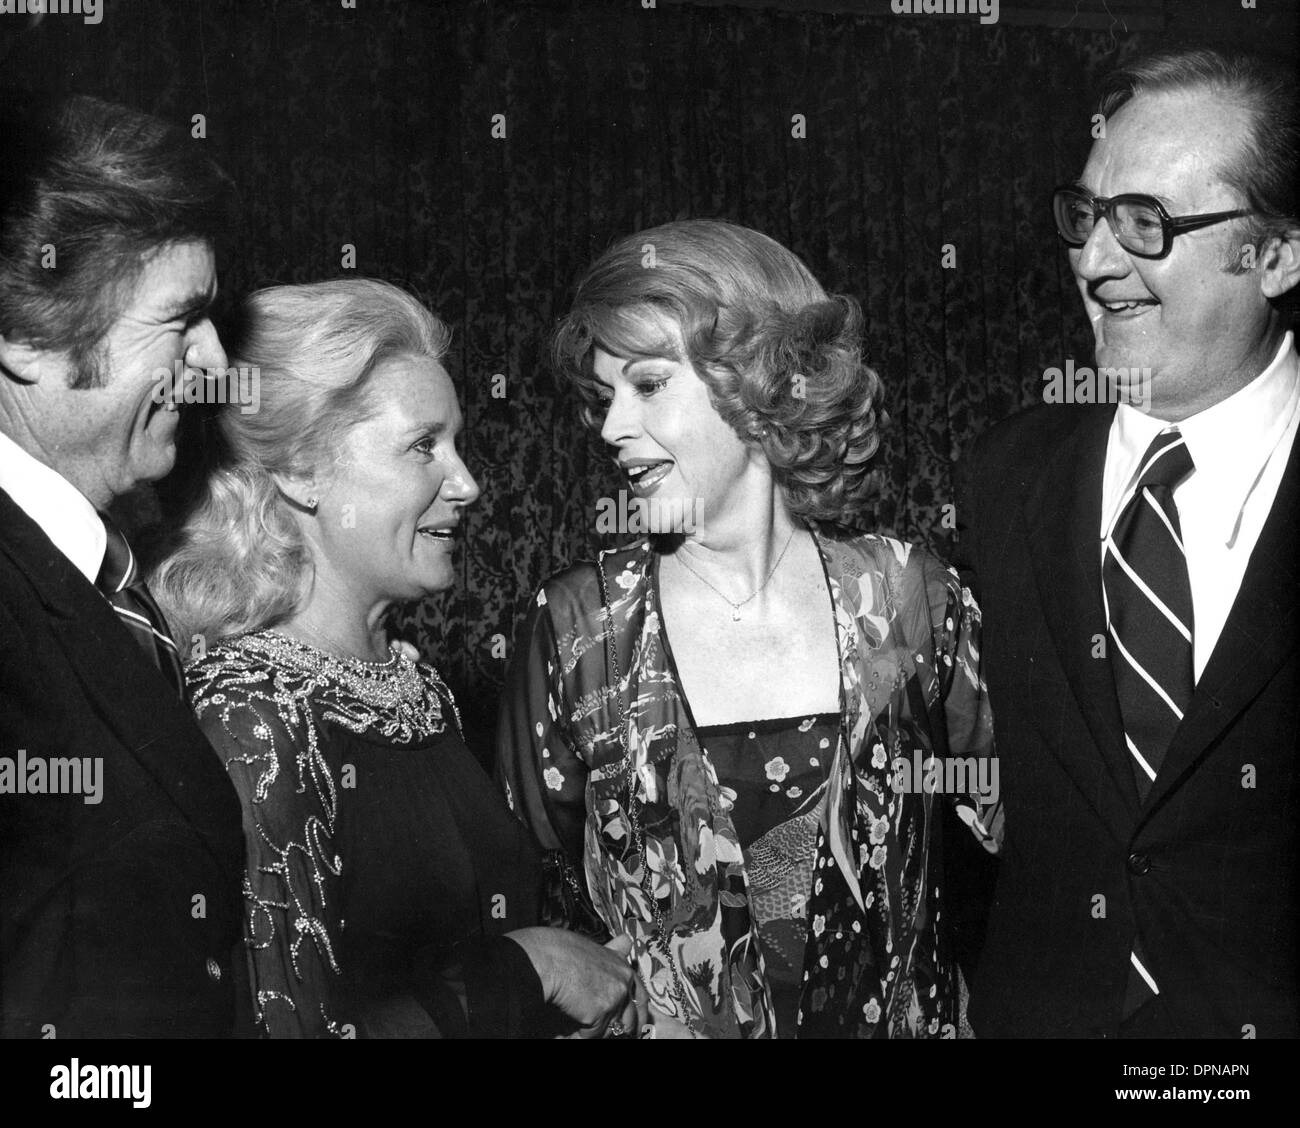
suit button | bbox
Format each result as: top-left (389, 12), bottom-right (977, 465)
top-left (206, 957), bottom-right (222, 982)
top-left (1127, 852), bottom-right (1151, 875)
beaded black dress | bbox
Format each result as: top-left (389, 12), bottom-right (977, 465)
top-left (188, 630), bottom-right (548, 1038)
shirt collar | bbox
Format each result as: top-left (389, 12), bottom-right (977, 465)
top-left (1103, 331), bottom-right (1299, 545)
top-left (1178, 331), bottom-right (1299, 544)
top-left (0, 430), bottom-right (106, 584)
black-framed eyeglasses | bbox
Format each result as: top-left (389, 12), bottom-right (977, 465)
top-left (1052, 184), bottom-right (1253, 259)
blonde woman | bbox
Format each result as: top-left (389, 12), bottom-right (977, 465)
top-left (154, 279), bottom-right (638, 1038)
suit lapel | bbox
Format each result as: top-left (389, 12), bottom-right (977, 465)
top-left (0, 488), bottom-right (237, 873)
top-left (1022, 406), bottom-right (1140, 827)
top-left (1145, 431), bottom-right (1300, 811)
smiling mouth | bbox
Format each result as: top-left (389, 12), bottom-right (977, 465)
top-left (417, 525), bottom-right (457, 542)
top-left (1097, 298), bottom-right (1157, 315)
top-left (623, 461), bottom-right (673, 494)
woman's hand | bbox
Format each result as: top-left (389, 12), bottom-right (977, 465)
top-left (507, 928), bottom-right (640, 1037)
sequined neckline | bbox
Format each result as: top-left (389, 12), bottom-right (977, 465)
top-left (262, 629), bottom-right (402, 673)
top-left (222, 629), bottom-right (457, 735)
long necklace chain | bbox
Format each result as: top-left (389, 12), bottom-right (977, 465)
top-left (597, 558), bottom-right (698, 1035)
top-left (673, 526), bottom-right (798, 621)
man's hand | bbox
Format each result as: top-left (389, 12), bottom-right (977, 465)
top-left (507, 928), bottom-right (639, 1037)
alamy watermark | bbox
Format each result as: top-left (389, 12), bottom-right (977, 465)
top-left (1043, 359), bottom-right (1152, 412)
top-left (50, 1059), bottom-right (150, 1109)
top-left (0, 0), bottom-right (102, 24)
top-left (890, 0), bottom-right (998, 25)
top-left (595, 490), bottom-right (702, 536)
top-left (1, 750), bottom-right (103, 805)
top-left (152, 360), bottom-right (261, 415)
top-left (891, 750), bottom-right (999, 806)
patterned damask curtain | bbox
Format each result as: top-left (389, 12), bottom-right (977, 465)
top-left (9, 0), bottom-right (1293, 754)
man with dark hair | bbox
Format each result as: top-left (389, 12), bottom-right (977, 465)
top-left (958, 47), bottom-right (1300, 1038)
top-left (0, 93), bottom-right (244, 1036)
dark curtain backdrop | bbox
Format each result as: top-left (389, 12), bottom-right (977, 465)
top-left (8, 0), bottom-right (1295, 752)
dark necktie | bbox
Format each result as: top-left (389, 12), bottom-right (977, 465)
top-left (95, 514), bottom-right (186, 699)
top-left (1103, 429), bottom-right (1196, 799)
top-left (1102, 429), bottom-right (1195, 1023)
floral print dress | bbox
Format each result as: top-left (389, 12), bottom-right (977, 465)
top-left (697, 713), bottom-right (839, 1036)
top-left (495, 528), bottom-right (998, 1038)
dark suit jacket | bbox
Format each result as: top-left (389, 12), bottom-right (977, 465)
top-left (0, 486), bottom-right (245, 1037)
top-left (955, 403), bottom-right (1299, 1038)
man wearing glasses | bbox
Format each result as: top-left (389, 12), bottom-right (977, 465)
top-left (957, 47), bottom-right (1300, 1037)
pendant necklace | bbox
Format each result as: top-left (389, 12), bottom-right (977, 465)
top-left (673, 526), bottom-right (798, 620)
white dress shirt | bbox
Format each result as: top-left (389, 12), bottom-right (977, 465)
top-left (0, 429), bottom-right (106, 585)
top-left (1100, 331), bottom-right (1300, 682)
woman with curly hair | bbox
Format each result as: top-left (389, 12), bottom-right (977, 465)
top-left (496, 219), bottom-right (1000, 1039)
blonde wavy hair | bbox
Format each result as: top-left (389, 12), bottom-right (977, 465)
top-left (150, 278), bottom-right (449, 649)
top-left (551, 219), bottom-right (886, 529)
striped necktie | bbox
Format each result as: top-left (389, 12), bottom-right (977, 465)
top-left (95, 514), bottom-right (186, 699)
top-left (1102, 429), bottom-right (1195, 1023)
top-left (1103, 429), bottom-right (1195, 798)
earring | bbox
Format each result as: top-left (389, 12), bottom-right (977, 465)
top-left (305, 496), bottom-right (318, 511)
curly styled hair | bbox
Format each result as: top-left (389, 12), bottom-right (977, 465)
top-left (551, 219), bottom-right (885, 530)
top-left (149, 278), bottom-right (449, 648)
